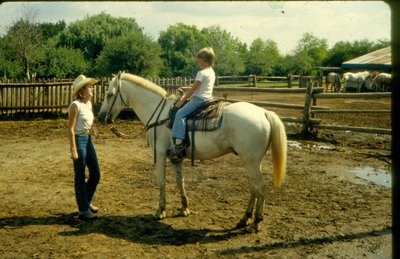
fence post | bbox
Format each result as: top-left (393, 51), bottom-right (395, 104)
top-left (252, 75), bottom-right (257, 87)
top-left (301, 81), bottom-right (314, 135)
top-left (288, 75), bottom-right (292, 88)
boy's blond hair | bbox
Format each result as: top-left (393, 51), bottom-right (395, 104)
top-left (197, 47), bottom-right (215, 66)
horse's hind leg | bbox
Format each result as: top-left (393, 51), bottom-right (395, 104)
top-left (252, 185), bottom-right (266, 233)
top-left (238, 162), bottom-right (266, 232)
top-left (236, 191), bottom-right (256, 228)
top-left (173, 163), bottom-right (190, 217)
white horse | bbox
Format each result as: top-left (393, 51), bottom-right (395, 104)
top-left (343, 71), bottom-right (370, 92)
top-left (98, 72), bottom-right (287, 232)
top-left (371, 73), bottom-right (392, 92)
top-left (325, 72), bottom-right (341, 92)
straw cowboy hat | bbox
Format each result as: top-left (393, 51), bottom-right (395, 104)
top-left (72, 75), bottom-right (97, 98)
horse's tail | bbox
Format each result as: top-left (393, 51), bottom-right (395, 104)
top-left (265, 110), bottom-right (287, 188)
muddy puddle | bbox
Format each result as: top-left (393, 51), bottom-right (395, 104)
top-left (349, 166), bottom-right (391, 188)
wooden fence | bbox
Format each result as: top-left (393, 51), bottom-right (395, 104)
top-left (216, 75), bottom-right (298, 87)
top-left (307, 83), bottom-right (391, 134)
top-left (0, 77), bottom-right (391, 135)
top-left (213, 82), bottom-right (391, 135)
top-left (0, 78), bottom-right (109, 115)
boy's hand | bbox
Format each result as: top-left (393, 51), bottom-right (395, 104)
top-left (175, 100), bottom-right (184, 108)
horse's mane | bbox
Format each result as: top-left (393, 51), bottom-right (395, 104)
top-left (121, 73), bottom-right (174, 99)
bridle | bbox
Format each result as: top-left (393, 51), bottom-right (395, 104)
top-left (106, 72), bottom-right (170, 164)
top-left (105, 72), bottom-right (129, 123)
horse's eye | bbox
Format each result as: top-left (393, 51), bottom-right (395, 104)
top-left (107, 92), bottom-right (113, 101)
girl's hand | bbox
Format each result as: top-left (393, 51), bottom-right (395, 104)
top-left (92, 127), bottom-right (99, 138)
top-left (71, 149), bottom-right (78, 160)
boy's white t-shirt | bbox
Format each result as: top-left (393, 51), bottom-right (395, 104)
top-left (193, 66), bottom-right (215, 100)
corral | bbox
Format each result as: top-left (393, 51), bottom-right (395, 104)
top-left (0, 89), bottom-right (391, 257)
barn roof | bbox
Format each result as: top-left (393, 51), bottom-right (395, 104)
top-left (342, 46), bottom-right (391, 71)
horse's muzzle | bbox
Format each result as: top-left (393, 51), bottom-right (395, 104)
top-left (98, 112), bottom-right (113, 124)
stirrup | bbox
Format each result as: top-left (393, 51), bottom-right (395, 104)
top-left (170, 152), bottom-right (183, 164)
top-left (174, 143), bottom-right (187, 154)
top-left (169, 143), bottom-right (186, 164)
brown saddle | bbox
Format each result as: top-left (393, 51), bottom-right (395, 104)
top-left (166, 99), bottom-right (230, 166)
top-left (167, 99), bottom-right (230, 132)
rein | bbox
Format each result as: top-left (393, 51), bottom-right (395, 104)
top-left (106, 73), bottom-right (169, 164)
top-left (109, 95), bottom-right (169, 139)
top-left (106, 71), bottom-right (171, 164)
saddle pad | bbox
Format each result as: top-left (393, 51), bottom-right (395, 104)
top-left (186, 116), bottom-right (223, 132)
top-left (167, 99), bottom-right (230, 132)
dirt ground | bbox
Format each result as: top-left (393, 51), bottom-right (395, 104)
top-left (0, 92), bottom-right (392, 258)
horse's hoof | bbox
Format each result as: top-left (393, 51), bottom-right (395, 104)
top-left (154, 210), bottom-right (166, 220)
top-left (179, 208), bottom-right (190, 217)
top-left (246, 221), bottom-right (261, 233)
top-left (235, 218), bottom-right (252, 229)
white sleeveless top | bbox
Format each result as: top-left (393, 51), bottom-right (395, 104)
top-left (69, 100), bottom-right (94, 135)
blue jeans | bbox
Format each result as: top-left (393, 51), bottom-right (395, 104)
top-left (172, 96), bottom-right (208, 140)
top-left (73, 135), bottom-right (100, 213)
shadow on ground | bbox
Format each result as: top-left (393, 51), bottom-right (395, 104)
top-left (0, 213), bottom-right (245, 245)
top-left (0, 213), bottom-right (391, 253)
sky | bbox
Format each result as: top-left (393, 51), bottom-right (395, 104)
top-left (0, 1), bottom-right (391, 54)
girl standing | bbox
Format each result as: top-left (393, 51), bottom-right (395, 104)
top-left (68, 75), bottom-right (101, 220)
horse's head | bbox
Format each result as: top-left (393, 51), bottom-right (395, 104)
top-left (98, 72), bottom-right (129, 124)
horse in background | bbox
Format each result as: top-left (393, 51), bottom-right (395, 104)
top-left (325, 72), bottom-right (341, 92)
top-left (343, 71), bottom-right (370, 92)
top-left (371, 73), bottom-right (392, 91)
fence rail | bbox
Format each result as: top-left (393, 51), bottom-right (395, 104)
top-left (0, 78), bottom-right (109, 115)
top-left (303, 83), bottom-right (391, 135)
top-left (0, 77), bottom-right (392, 136)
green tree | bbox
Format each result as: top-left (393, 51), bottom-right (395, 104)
top-left (95, 31), bottom-right (162, 77)
top-left (0, 37), bottom-right (24, 79)
top-left (245, 38), bottom-right (281, 75)
top-left (323, 39), bottom-right (391, 67)
top-left (201, 25), bottom-right (246, 76)
top-left (284, 33), bottom-right (329, 75)
top-left (4, 7), bottom-right (43, 80)
top-left (57, 13), bottom-right (143, 69)
top-left (37, 42), bottom-right (89, 78)
top-left (37, 20), bottom-right (66, 41)
top-left (158, 23), bottom-right (206, 77)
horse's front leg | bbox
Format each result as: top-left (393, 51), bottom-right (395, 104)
top-left (154, 154), bottom-right (167, 220)
top-left (173, 162), bottom-right (190, 217)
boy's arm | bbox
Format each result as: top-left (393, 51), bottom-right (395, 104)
top-left (175, 80), bottom-right (201, 108)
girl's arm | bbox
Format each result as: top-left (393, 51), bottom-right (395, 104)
top-left (175, 80), bottom-right (201, 108)
top-left (92, 124), bottom-right (99, 138)
top-left (68, 104), bottom-right (79, 160)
